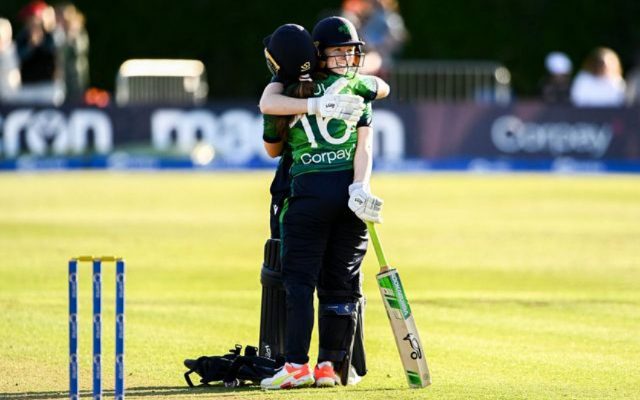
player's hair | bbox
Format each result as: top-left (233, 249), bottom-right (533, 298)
top-left (274, 72), bottom-right (328, 140)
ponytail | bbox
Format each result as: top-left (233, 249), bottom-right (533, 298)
top-left (274, 72), bottom-right (328, 140)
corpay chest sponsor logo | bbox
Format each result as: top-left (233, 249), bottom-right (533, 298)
top-left (300, 146), bottom-right (354, 165)
top-left (491, 115), bottom-right (613, 158)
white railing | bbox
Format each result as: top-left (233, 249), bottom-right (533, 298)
top-left (115, 59), bottom-right (208, 105)
top-left (387, 60), bottom-right (512, 104)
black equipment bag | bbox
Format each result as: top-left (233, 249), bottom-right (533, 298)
top-left (184, 344), bottom-right (283, 387)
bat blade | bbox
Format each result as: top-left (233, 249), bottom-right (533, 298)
top-left (377, 267), bottom-right (431, 388)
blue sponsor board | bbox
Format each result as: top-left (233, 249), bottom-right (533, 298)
top-left (1, 102), bottom-right (639, 172)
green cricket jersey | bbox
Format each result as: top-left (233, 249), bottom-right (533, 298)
top-left (263, 73), bottom-right (378, 177)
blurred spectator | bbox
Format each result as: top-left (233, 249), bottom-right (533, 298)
top-left (570, 47), bottom-right (625, 107)
top-left (0, 18), bottom-right (21, 102)
top-left (15, 0), bottom-right (64, 105)
top-left (539, 51), bottom-right (572, 104)
top-left (624, 50), bottom-right (640, 105)
top-left (84, 87), bottom-right (109, 107)
top-left (342, 0), bottom-right (408, 77)
top-left (55, 3), bottom-right (89, 103)
top-left (341, 0), bottom-right (368, 24)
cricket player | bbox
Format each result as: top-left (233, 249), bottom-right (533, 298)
top-left (259, 17), bottom-right (389, 390)
top-left (260, 31), bottom-right (366, 240)
top-left (257, 23), bottom-right (367, 363)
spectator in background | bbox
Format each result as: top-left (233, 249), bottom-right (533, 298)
top-left (341, 0), bottom-right (368, 25)
top-left (15, 0), bottom-right (64, 105)
top-left (539, 51), bottom-right (572, 104)
top-left (54, 3), bottom-right (89, 103)
top-left (342, 0), bottom-right (407, 77)
top-left (570, 47), bottom-right (625, 107)
top-left (624, 50), bottom-right (640, 105)
top-left (0, 18), bottom-right (21, 102)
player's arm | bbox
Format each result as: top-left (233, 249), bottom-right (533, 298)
top-left (348, 122), bottom-right (383, 224)
top-left (264, 141), bottom-right (283, 158)
top-left (373, 77), bottom-right (390, 99)
top-left (259, 78), bottom-right (366, 122)
top-left (353, 126), bottom-right (373, 185)
top-left (373, 76), bottom-right (391, 100)
top-left (353, 101), bottom-right (374, 183)
top-left (358, 75), bottom-right (391, 100)
top-left (262, 114), bottom-right (284, 158)
top-left (259, 82), bottom-right (308, 115)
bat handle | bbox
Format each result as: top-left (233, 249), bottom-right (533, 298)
top-left (366, 222), bottom-right (389, 269)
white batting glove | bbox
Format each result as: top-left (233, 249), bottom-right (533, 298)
top-left (307, 77), bottom-right (365, 123)
top-left (348, 182), bottom-right (383, 224)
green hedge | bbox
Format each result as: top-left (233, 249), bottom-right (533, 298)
top-left (1, 0), bottom-right (638, 98)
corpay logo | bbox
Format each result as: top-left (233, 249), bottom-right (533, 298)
top-left (491, 115), bottom-right (613, 158)
top-left (300, 147), bottom-right (354, 165)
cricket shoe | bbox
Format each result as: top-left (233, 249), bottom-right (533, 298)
top-left (314, 361), bottom-right (338, 387)
top-left (260, 362), bottom-right (314, 390)
top-left (347, 365), bottom-right (362, 385)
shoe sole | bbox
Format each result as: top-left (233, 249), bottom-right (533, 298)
top-left (315, 377), bottom-right (337, 387)
top-left (261, 377), bottom-right (315, 390)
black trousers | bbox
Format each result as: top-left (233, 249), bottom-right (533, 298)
top-left (269, 154), bottom-right (292, 239)
top-left (270, 191), bottom-right (287, 239)
top-left (280, 170), bottom-right (367, 364)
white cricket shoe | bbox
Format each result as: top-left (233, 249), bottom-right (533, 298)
top-left (348, 365), bottom-right (362, 385)
top-left (260, 362), bottom-right (314, 390)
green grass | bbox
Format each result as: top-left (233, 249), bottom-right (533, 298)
top-left (0, 171), bottom-right (639, 399)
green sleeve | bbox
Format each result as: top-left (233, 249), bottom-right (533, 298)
top-left (352, 74), bottom-right (379, 101)
top-left (262, 114), bottom-right (281, 143)
top-left (357, 101), bottom-right (372, 128)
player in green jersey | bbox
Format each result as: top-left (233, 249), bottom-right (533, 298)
top-left (260, 23), bottom-right (367, 240)
top-left (260, 17), bottom-right (388, 390)
top-left (257, 24), bottom-right (368, 363)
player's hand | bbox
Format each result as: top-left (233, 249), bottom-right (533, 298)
top-left (307, 78), bottom-right (365, 123)
top-left (348, 182), bottom-right (383, 224)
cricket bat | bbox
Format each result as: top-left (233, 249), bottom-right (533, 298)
top-left (366, 221), bottom-right (431, 388)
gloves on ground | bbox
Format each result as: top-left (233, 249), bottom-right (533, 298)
top-left (348, 182), bottom-right (383, 224)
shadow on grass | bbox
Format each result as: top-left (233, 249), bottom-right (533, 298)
top-left (127, 384), bottom-right (268, 397)
top-left (413, 297), bottom-right (640, 308)
top-left (0, 384), bottom-right (404, 398)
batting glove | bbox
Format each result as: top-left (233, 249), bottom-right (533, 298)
top-left (307, 77), bottom-right (365, 123)
top-left (348, 182), bottom-right (383, 224)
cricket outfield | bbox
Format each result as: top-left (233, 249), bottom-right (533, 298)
top-left (0, 171), bottom-right (638, 399)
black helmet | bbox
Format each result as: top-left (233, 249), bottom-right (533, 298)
top-left (312, 16), bottom-right (365, 75)
top-left (263, 24), bottom-right (317, 82)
